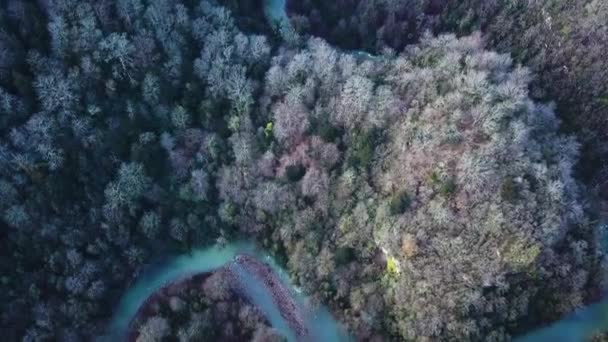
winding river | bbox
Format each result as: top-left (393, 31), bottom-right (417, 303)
top-left (102, 2), bottom-right (607, 341)
top-left (100, 242), bottom-right (349, 341)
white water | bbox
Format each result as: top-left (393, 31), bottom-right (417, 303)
top-left (99, 242), bottom-right (349, 341)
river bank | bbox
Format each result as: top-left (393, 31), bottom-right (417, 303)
top-left (101, 242), bottom-right (349, 341)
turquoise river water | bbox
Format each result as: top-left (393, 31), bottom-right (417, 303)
top-left (102, 1), bottom-right (607, 340)
top-left (100, 242), bottom-right (349, 341)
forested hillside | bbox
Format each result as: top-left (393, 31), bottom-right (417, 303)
top-left (0, 0), bottom-right (606, 341)
top-left (288, 0), bottom-right (608, 204)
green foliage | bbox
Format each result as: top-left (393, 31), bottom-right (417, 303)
top-left (503, 239), bottom-right (541, 271)
top-left (389, 191), bottom-right (411, 215)
top-left (439, 177), bottom-right (457, 197)
top-left (428, 171), bottom-right (441, 185)
top-left (334, 247), bottom-right (356, 266)
top-left (429, 172), bottom-right (457, 197)
top-left (386, 256), bottom-right (399, 276)
top-left (218, 201), bottom-right (238, 225)
top-left (264, 121), bottom-right (273, 138)
top-left (350, 129), bottom-right (374, 168)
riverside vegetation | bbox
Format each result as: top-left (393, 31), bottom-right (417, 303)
top-left (0, 0), bottom-right (606, 341)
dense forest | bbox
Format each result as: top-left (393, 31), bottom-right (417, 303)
top-left (287, 0), bottom-right (608, 205)
top-left (0, 0), bottom-right (606, 341)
